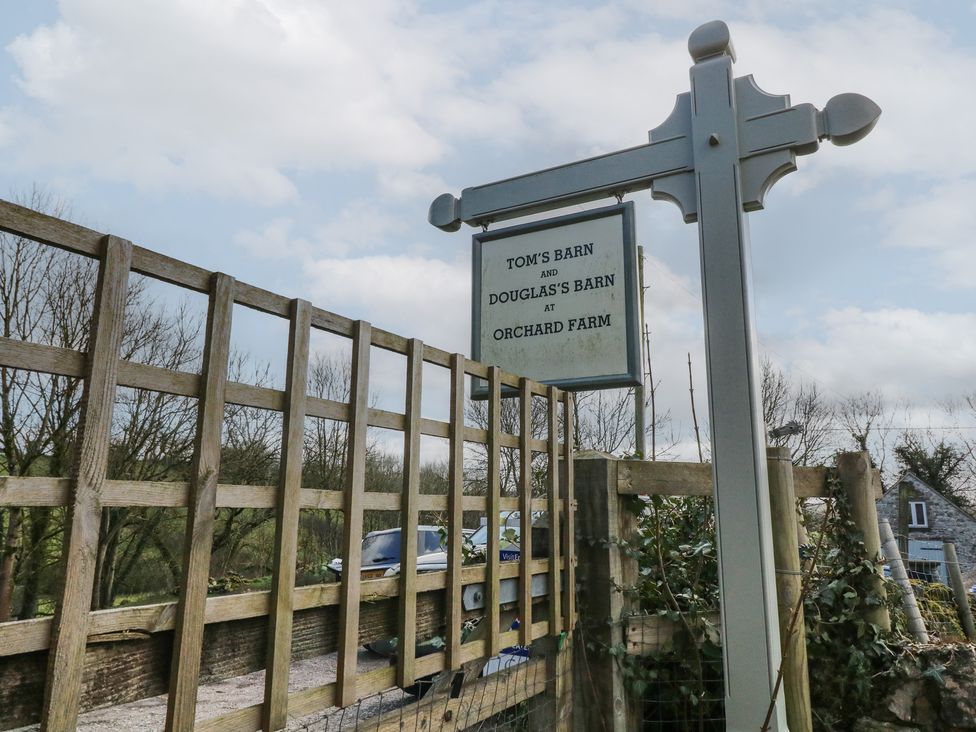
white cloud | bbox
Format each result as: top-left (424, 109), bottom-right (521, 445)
top-left (7, 2), bottom-right (975, 205)
top-left (234, 217), bottom-right (310, 260)
top-left (303, 254), bottom-right (471, 352)
top-left (880, 178), bottom-right (976, 290)
top-left (4, 1), bottom-right (467, 202)
top-left (234, 201), bottom-right (406, 259)
top-left (785, 308), bottom-right (976, 402)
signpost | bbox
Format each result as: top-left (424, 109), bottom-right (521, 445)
top-left (428, 20), bottom-right (880, 731)
top-left (472, 203), bottom-right (641, 395)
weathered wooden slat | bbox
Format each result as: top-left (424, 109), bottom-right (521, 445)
top-left (165, 272), bottom-right (235, 732)
top-left (615, 459), bottom-right (871, 500)
top-left (263, 299), bottom-right (312, 731)
top-left (397, 339), bottom-right (423, 688)
top-left (0, 560), bottom-right (551, 660)
top-left (0, 476), bottom-right (71, 506)
top-left (0, 478), bottom-right (456, 512)
top-left (518, 379), bottom-right (534, 647)
top-left (563, 392), bottom-right (576, 631)
top-left (130, 246), bottom-right (210, 293)
top-left (793, 466), bottom-right (832, 499)
top-left (232, 281), bottom-right (291, 319)
top-left (546, 387), bottom-right (562, 633)
top-left (118, 359), bottom-right (199, 398)
top-left (0, 199), bottom-right (103, 256)
top-left (487, 366), bottom-right (502, 656)
top-left (41, 235), bottom-right (132, 732)
top-left (336, 320), bottom-right (371, 707)
top-left (616, 460), bottom-right (712, 496)
top-left (446, 354), bottom-right (465, 671)
top-left (625, 612), bottom-right (721, 656)
top-left (0, 336), bottom-right (85, 377)
top-left (224, 380), bottom-right (285, 412)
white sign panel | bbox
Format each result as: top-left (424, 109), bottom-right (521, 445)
top-left (472, 203), bottom-right (640, 394)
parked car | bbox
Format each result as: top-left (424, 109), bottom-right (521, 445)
top-left (325, 526), bottom-right (444, 581)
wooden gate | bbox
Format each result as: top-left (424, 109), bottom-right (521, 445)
top-left (0, 199), bottom-right (575, 731)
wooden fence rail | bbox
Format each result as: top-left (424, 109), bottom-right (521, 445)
top-left (0, 198), bottom-right (576, 731)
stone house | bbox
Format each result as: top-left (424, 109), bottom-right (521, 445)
top-left (875, 472), bottom-right (976, 585)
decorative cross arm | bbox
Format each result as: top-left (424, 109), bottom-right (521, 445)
top-left (428, 20), bottom-right (879, 232)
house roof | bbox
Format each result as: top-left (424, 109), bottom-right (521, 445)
top-left (883, 471), bottom-right (976, 523)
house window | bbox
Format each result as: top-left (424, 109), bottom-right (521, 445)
top-left (908, 501), bottom-right (928, 529)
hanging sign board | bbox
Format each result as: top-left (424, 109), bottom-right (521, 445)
top-left (471, 202), bottom-right (641, 396)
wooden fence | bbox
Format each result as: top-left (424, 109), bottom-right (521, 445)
top-left (0, 199), bottom-right (576, 731)
top-left (573, 452), bottom-right (884, 732)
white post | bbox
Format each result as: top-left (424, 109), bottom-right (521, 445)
top-left (687, 23), bottom-right (785, 731)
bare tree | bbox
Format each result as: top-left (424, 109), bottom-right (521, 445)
top-left (837, 390), bottom-right (899, 478)
top-left (760, 358), bottom-right (836, 466)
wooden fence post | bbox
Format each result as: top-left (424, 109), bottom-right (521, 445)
top-left (943, 542), bottom-right (976, 642)
top-left (573, 454), bottom-right (638, 732)
top-left (262, 298), bottom-right (311, 731)
top-left (165, 272), bottom-right (235, 732)
top-left (41, 235), bottom-right (131, 732)
top-left (836, 451), bottom-right (890, 631)
top-left (766, 446), bottom-right (812, 732)
top-left (336, 320), bottom-right (371, 707)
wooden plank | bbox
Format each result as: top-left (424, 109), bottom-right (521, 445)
top-left (308, 305), bottom-right (354, 340)
top-left (624, 612), bottom-right (721, 656)
top-left (0, 199), bottom-right (103, 256)
top-left (563, 391), bottom-right (576, 631)
top-left (546, 387), bottom-right (562, 633)
top-left (118, 359), bottom-right (199, 398)
top-left (41, 235), bottom-right (132, 732)
top-left (0, 336), bottom-right (85, 377)
top-left (263, 299), bottom-right (312, 731)
top-left (130, 246), bottom-right (210, 293)
top-left (617, 460), bottom-right (712, 496)
top-left (793, 466), bottom-right (829, 499)
top-left (305, 394), bottom-right (348, 421)
top-left (165, 272), bottom-right (235, 732)
top-left (0, 476), bottom-right (71, 506)
top-left (446, 354), bottom-right (465, 671)
top-left (232, 280), bottom-right (290, 319)
top-left (486, 366), bottom-right (502, 656)
top-left (518, 379), bottom-right (534, 647)
top-left (616, 459), bottom-right (863, 500)
top-left (397, 338), bottom-right (423, 688)
top-left (224, 380), bottom-right (285, 412)
top-left (336, 320), bottom-right (371, 707)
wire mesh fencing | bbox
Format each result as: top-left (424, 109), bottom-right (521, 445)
top-left (617, 613), bottom-right (726, 732)
top-left (290, 634), bottom-right (572, 731)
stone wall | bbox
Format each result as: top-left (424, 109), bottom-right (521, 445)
top-left (854, 643), bottom-right (976, 731)
top-left (876, 474), bottom-right (976, 583)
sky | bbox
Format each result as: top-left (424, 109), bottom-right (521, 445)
top-left (0, 0), bottom-right (974, 460)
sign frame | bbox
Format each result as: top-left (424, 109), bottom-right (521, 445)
top-left (470, 202), bottom-right (641, 398)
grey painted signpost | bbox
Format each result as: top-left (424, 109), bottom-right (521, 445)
top-left (428, 20), bottom-right (880, 731)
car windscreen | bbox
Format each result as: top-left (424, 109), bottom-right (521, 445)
top-left (419, 530), bottom-right (445, 555)
top-left (361, 530), bottom-right (444, 564)
top-left (361, 533), bottom-right (401, 565)
top-left (468, 524), bottom-right (521, 547)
